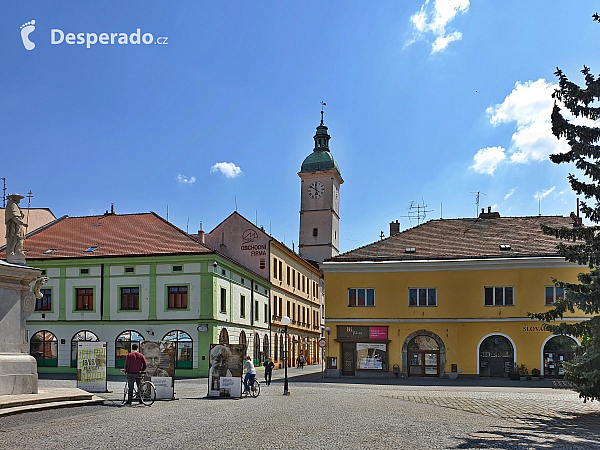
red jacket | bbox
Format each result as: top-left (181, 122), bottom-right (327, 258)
top-left (125, 351), bottom-right (147, 374)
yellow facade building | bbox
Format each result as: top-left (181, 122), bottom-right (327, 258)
top-left (321, 211), bottom-right (586, 378)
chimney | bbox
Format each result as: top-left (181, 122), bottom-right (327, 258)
top-left (197, 221), bottom-right (205, 243)
top-left (479, 206), bottom-right (500, 219)
top-left (390, 220), bottom-right (400, 236)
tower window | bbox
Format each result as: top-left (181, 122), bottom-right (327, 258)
top-left (313, 228), bottom-right (318, 237)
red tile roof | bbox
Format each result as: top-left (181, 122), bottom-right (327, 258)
top-left (4, 212), bottom-right (213, 259)
top-left (330, 215), bottom-right (575, 262)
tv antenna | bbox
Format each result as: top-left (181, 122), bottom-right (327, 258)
top-left (400, 200), bottom-right (433, 227)
top-left (1, 178), bottom-right (6, 207)
top-left (471, 191), bottom-right (486, 216)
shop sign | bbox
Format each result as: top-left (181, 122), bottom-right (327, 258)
top-left (77, 341), bottom-right (107, 393)
top-left (337, 326), bottom-right (369, 339)
top-left (522, 326), bottom-right (546, 332)
top-left (197, 324), bottom-right (209, 332)
top-left (369, 327), bottom-right (388, 339)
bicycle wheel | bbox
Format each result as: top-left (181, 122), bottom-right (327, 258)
top-left (250, 379), bottom-right (260, 398)
top-left (139, 381), bottom-right (156, 406)
top-left (122, 381), bottom-right (128, 404)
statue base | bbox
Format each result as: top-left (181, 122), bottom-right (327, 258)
top-left (0, 354), bottom-right (38, 395)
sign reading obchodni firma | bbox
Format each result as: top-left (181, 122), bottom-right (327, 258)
top-left (241, 229), bottom-right (267, 270)
top-left (337, 326), bottom-right (389, 374)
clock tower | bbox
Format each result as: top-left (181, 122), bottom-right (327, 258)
top-left (298, 109), bottom-right (343, 262)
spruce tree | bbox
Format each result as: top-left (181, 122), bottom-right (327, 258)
top-left (530, 15), bottom-right (600, 401)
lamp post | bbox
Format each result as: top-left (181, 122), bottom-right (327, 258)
top-left (281, 316), bottom-right (291, 395)
top-left (325, 327), bottom-right (330, 372)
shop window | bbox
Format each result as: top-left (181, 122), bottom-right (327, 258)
top-left (71, 330), bottom-right (99, 368)
top-left (545, 286), bottom-right (564, 305)
top-left (356, 343), bottom-right (387, 370)
top-left (167, 286), bottom-right (188, 309)
top-left (220, 287), bottom-right (227, 312)
top-left (409, 288), bottom-right (437, 307)
top-left (35, 288), bottom-right (52, 311)
top-left (253, 333), bottom-right (261, 361)
top-left (163, 330), bottom-right (193, 369)
top-left (120, 287), bottom-right (140, 310)
top-left (30, 330), bottom-right (58, 367)
top-left (484, 286), bottom-right (514, 306)
top-left (75, 288), bottom-right (94, 311)
top-left (115, 330), bottom-right (144, 368)
top-left (348, 288), bottom-right (375, 307)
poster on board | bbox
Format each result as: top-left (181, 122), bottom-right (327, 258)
top-left (77, 341), bottom-right (107, 392)
top-left (208, 343), bottom-right (244, 398)
top-left (140, 341), bottom-right (175, 399)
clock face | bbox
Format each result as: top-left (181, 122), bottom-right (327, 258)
top-left (308, 181), bottom-right (325, 199)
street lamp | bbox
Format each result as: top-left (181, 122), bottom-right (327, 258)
top-left (281, 316), bottom-right (291, 395)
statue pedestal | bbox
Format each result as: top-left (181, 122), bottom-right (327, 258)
top-left (0, 260), bottom-right (42, 396)
top-left (0, 354), bottom-right (38, 395)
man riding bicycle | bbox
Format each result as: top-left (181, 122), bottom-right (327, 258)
top-left (124, 343), bottom-right (147, 405)
top-left (243, 355), bottom-right (256, 393)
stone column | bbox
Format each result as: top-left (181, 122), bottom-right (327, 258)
top-left (0, 260), bottom-right (42, 395)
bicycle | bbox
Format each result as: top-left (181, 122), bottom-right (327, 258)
top-left (122, 372), bottom-right (156, 406)
top-left (243, 375), bottom-right (260, 398)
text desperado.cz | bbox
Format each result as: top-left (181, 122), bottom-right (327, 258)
top-left (51, 29), bottom-right (168, 48)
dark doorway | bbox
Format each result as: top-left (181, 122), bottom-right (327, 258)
top-left (479, 335), bottom-right (514, 377)
top-left (544, 335), bottom-right (577, 378)
top-left (341, 343), bottom-right (355, 376)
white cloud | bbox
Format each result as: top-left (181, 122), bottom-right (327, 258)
top-left (406, 0), bottom-right (470, 54)
top-left (471, 146), bottom-right (506, 175)
top-left (210, 162), bottom-right (243, 179)
top-left (176, 173), bottom-right (196, 184)
top-left (504, 187), bottom-right (517, 201)
top-left (490, 203), bottom-right (499, 211)
top-left (534, 186), bottom-right (556, 201)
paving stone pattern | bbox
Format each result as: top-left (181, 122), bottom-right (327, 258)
top-left (0, 372), bottom-right (599, 450)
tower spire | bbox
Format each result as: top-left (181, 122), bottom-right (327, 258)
top-left (320, 101), bottom-right (326, 125)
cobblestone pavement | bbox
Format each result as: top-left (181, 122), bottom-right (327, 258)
top-left (0, 372), bottom-right (599, 449)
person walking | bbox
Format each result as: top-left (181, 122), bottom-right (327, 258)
top-left (124, 343), bottom-right (147, 405)
top-left (263, 357), bottom-right (274, 386)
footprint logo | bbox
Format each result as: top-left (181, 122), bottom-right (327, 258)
top-left (20, 20), bottom-right (36, 50)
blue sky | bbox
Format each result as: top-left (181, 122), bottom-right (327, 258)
top-left (2, 1), bottom-right (599, 253)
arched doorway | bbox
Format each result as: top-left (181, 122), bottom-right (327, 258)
top-left (479, 335), bottom-right (514, 377)
top-left (274, 333), bottom-right (279, 362)
top-left (263, 335), bottom-right (269, 362)
top-left (402, 330), bottom-right (446, 377)
top-left (219, 328), bottom-right (229, 344)
top-left (407, 335), bottom-right (440, 377)
top-left (115, 330), bottom-right (144, 368)
top-left (163, 330), bottom-right (193, 369)
top-left (239, 330), bottom-right (247, 355)
top-left (543, 335), bottom-right (578, 378)
top-left (30, 330), bottom-right (58, 367)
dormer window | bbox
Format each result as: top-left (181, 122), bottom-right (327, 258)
top-left (499, 244), bottom-right (511, 251)
top-left (84, 246), bottom-right (98, 253)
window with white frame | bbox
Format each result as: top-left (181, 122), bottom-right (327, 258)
top-left (408, 288), bottom-right (437, 306)
top-left (545, 286), bottom-right (564, 305)
top-left (348, 288), bottom-right (375, 307)
top-left (484, 286), bottom-right (514, 306)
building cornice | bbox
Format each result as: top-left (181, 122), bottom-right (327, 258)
top-left (325, 317), bottom-right (587, 323)
top-left (320, 256), bottom-right (578, 273)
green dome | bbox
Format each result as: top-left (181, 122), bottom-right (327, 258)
top-left (300, 150), bottom-right (341, 174)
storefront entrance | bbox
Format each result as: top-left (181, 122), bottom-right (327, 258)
top-left (408, 335), bottom-right (440, 377)
top-left (341, 343), bottom-right (355, 376)
top-left (479, 335), bottom-right (514, 377)
top-left (543, 335), bottom-right (577, 378)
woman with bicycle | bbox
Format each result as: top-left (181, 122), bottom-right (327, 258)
top-left (243, 355), bottom-right (256, 394)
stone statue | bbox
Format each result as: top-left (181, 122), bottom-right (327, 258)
top-left (5, 193), bottom-right (28, 264)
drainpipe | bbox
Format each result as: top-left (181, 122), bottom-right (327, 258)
top-left (100, 263), bottom-right (104, 320)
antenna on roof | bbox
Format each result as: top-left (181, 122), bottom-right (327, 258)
top-left (235, 195), bottom-right (238, 211)
top-left (1, 178), bottom-right (6, 208)
top-left (187, 217), bottom-right (189, 233)
top-left (538, 197), bottom-right (541, 216)
top-left (255, 210), bottom-right (257, 226)
top-left (471, 191), bottom-right (486, 217)
top-left (166, 205), bottom-right (169, 221)
top-left (400, 200), bottom-right (433, 226)
top-left (269, 222), bottom-right (272, 236)
top-left (440, 203), bottom-right (443, 219)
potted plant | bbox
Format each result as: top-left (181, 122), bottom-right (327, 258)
top-left (517, 364), bottom-right (528, 381)
top-left (531, 368), bottom-right (541, 381)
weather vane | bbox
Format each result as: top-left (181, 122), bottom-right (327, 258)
top-left (320, 101), bottom-right (326, 124)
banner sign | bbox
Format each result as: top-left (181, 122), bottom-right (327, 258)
top-left (77, 341), bottom-right (107, 392)
top-left (140, 341), bottom-right (176, 400)
top-left (208, 343), bottom-right (245, 398)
